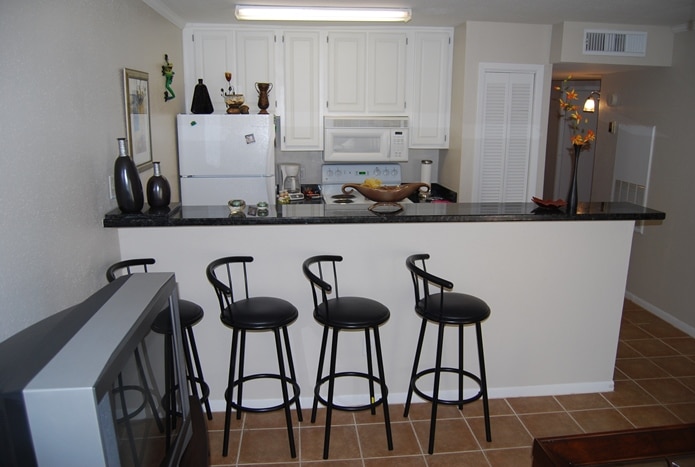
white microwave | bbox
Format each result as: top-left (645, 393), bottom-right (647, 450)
top-left (324, 117), bottom-right (408, 162)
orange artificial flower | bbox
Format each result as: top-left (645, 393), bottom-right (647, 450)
top-left (557, 76), bottom-right (596, 150)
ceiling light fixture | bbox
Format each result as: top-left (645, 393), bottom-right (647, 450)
top-left (235, 5), bottom-right (412, 22)
top-left (583, 91), bottom-right (601, 113)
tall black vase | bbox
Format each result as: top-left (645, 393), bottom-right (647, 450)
top-left (114, 138), bottom-right (144, 213)
top-left (566, 144), bottom-right (582, 215)
top-left (146, 161), bottom-right (171, 209)
top-left (191, 78), bottom-right (214, 114)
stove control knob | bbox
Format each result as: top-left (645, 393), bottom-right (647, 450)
top-left (335, 169), bottom-right (342, 177)
top-left (326, 168), bottom-right (334, 178)
top-left (391, 168), bottom-right (398, 176)
top-left (374, 168), bottom-right (381, 177)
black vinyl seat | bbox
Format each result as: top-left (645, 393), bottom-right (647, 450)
top-left (206, 256), bottom-right (302, 458)
top-left (106, 258), bottom-right (212, 423)
top-left (404, 253), bottom-right (492, 454)
top-left (302, 255), bottom-right (393, 459)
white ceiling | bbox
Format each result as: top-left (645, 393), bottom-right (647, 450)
top-left (145, 0), bottom-right (694, 78)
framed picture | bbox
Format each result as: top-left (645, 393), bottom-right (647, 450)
top-left (123, 68), bottom-right (153, 171)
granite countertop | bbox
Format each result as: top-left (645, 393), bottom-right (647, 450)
top-left (104, 200), bottom-right (666, 228)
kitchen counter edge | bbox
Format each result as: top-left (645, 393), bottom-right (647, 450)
top-left (103, 202), bottom-right (666, 228)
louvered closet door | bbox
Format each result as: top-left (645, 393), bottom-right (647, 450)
top-left (477, 71), bottom-right (535, 202)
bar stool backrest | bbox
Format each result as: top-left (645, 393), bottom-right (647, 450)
top-left (106, 258), bottom-right (156, 282)
top-left (206, 256), bottom-right (253, 316)
top-left (302, 255), bottom-right (342, 315)
top-left (405, 254), bottom-right (455, 316)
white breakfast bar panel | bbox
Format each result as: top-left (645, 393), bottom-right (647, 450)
top-left (117, 220), bottom-right (634, 410)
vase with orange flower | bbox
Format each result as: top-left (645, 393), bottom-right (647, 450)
top-left (557, 77), bottom-right (596, 214)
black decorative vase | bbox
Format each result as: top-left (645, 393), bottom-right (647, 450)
top-left (146, 161), bottom-right (171, 209)
top-left (566, 144), bottom-right (582, 215)
top-left (114, 138), bottom-right (144, 213)
top-left (191, 78), bottom-right (214, 114)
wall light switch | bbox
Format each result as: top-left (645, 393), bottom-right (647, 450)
top-left (608, 121), bottom-right (617, 134)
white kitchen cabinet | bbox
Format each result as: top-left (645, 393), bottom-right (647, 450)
top-left (408, 30), bottom-right (453, 148)
top-left (279, 31), bottom-right (322, 150)
top-left (184, 28), bottom-right (276, 114)
top-left (186, 30), bottom-right (235, 113)
top-left (183, 26), bottom-right (453, 150)
top-left (326, 32), bottom-right (407, 114)
top-left (235, 30), bottom-right (276, 114)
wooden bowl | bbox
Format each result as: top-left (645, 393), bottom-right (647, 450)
top-left (342, 182), bottom-right (430, 203)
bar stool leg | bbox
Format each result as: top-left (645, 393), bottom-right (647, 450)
top-left (282, 326), bottom-right (303, 421)
top-left (458, 324), bottom-right (464, 410)
top-left (236, 330), bottom-right (247, 421)
top-left (323, 328), bottom-right (340, 459)
top-left (311, 326), bottom-right (330, 423)
top-left (428, 322), bottom-right (446, 454)
top-left (404, 318), bottom-right (427, 417)
top-left (273, 328), bottom-right (297, 458)
top-left (222, 329), bottom-right (239, 457)
top-left (186, 326), bottom-right (212, 419)
top-left (372, 326), bottom-right (393, 450)
top-left (364, 328), bottom-right (376, 415)
top-left (476, 322), bottom-right (492, 442)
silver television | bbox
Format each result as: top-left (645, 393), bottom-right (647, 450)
top-left (0, 273), bottom-right (193, 467)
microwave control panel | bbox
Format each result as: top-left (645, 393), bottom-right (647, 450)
top-left (390, 130), bottom-right (408, 161)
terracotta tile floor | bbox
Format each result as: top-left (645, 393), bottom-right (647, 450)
top-left (206, 300), bottom-right (695, 466)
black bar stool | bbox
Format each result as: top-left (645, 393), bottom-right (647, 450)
top-left (404, 253), bottom-right (492, 454)
top-left (302, 255), bottom-right (393, 459)
top-left (206, 256), bottom-right (303, 458)
top-left (106, 258), bottom-right (212, 422)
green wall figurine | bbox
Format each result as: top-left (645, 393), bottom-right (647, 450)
top-left (162, 54), bottom-right (175, 102)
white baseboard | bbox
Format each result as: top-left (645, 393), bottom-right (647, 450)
top-left (625, 292), bottom-right (695, 338)
top-left (205, 381), bottom-right (615, 413)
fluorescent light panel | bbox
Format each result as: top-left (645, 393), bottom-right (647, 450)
top-left (235, 5), bottom-right (412, 22)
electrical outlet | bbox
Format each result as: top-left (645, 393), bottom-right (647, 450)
top-left (108, 176), bottom-right (116, 200)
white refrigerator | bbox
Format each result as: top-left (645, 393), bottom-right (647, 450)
top-left (177, 114), bottom-right (276, 205)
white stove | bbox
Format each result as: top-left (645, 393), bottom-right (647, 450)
top-left (321, 163), bottom-right (412, 206)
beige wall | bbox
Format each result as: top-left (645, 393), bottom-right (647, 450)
top-left (0, 0), bottom-right (184, 341)
top-left (599, 30), bottom-right (695, 331)
top-left (447, 22), bottom-right (553, 201)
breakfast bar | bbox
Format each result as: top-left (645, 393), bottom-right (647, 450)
top-left (105, 201), bottom-right (665, 411)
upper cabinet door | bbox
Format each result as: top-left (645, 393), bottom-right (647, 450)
top-left (367, 33), bottom-right (407, 113)
top-left (327, 32), bottom-right (366, 113)
top-left (189, 30), bottom-right (236, 113)
top-left (327, 32), bottom-right (407, 114)
top-left (280, 31), bottom-right (322, 150)
top-left (235, 30), bottom-right (276, 114)
top-left (409, 31), bottom-right (453, 148)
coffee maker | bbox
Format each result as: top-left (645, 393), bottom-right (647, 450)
top-left (279, 163), bottom-right (304, 201)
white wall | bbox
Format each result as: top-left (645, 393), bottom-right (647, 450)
top-left (597, 30), bottom-right (695, 331)
top-left (446, 22), bottom-right (553, 201)
top-left (0, 0), bottom-right (184, 342)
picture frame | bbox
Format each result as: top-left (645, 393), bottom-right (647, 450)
top-left (123, 68), bottom-right (153, 171)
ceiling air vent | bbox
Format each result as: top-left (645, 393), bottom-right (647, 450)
top-left (583, 29), bottom-right (647, 56)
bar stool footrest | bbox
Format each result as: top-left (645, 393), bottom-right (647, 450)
top-left (226, 373), bottom-right (301, 413)
top-left (412, 367), bottom-right (483, 406)
top-left (315, 371), bottom-right (388, 412)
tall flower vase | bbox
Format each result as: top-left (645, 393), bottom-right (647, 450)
top-left (566, 144), bottom-right (582, 215)
top-left (114, 138), bottom-right (144, 213)
top-left (146, 161), bottom-right (171, 209)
